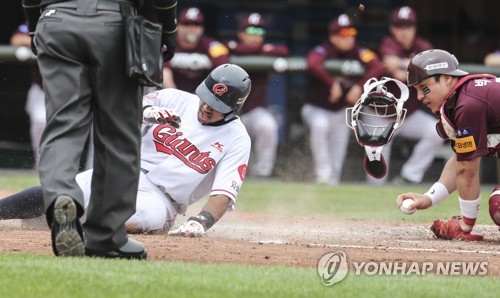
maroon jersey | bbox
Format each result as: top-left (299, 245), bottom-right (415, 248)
top-left (164, 36), bottom-right (229, 93)
top-left (306, 41), bottom-right (384, 111)
top-left (445, 76), bottom-right (500, 160)
top-left (226, 41), bottom-right (289, 114)
top-left (378, 36), bottom-right (433, 117)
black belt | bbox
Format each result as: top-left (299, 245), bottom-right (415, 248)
top-left (46, 0), bottom-right (133, 12)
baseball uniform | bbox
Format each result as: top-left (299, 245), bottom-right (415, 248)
top-left (76, 88), bottom-right (251, 232)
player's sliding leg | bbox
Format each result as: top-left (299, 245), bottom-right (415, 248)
top-left (0, 186), bottom-right (44, 219)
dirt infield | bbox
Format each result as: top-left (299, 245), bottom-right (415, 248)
top-left (1, 209), bottom-right (499, 276)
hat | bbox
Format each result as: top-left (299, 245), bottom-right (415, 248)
top-left (328, 14), bottom-right (357, 37)
top-left (390, 6), bottom-right (417, 27)
top-left (240, 12), bottom-right (265, 29)
top-left (179, 7), bottom-right (204, 25)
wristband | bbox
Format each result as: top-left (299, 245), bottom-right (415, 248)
top-left (424, 182), bottom-right (449, 206)
top-left (188, 210), bottom-right (216, 231)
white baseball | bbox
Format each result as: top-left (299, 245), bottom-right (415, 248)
top-left (400, 199), bottom-right (416, 215)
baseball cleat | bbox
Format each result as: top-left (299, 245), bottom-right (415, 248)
top-left (51, 195), bottom-right (85, 257)
top-left (430, 216), bottom-right (483, 241)
top-left (85, 238), bottom-right (147, 260)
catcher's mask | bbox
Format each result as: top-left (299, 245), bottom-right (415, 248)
top-left (346, 77), bottom-right (409, 178)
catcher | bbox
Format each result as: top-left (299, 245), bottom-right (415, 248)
top-left (0, 64), bottom-right (251, 237)
top-left (396, 49), bottom-right (500, 241)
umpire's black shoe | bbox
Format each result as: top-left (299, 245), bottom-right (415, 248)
top-left (85, 238), bottom-right (147, 260)
top-left (51, 195), bottom-right (85, 257)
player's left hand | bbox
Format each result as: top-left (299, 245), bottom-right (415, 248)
top-left (168, 220), bottom-right (205, 237)
top-left (143, 106), bottom-right (181, 127)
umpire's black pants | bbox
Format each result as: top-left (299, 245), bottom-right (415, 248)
top-left (36, 0), bottom-right (142, 251)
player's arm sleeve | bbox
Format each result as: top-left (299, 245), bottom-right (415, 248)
top-left (307, 46), bottom-right (335, 87)
top-left (454, 99), bottom-right (490, 160)
top-left (143, 88), bottom-right (176, 108)
top-left (22, 0), bottom-right (42, 36)
top-left (210, 134), bottom-right (251, 210)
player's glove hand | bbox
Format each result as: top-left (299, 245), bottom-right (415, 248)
top-left (143, 106), bottom-right (181, 127)
top-left (168, 219), bottom-right (205, 237)
top-left (161, 32), bottom-right (177, 62)
top-left (29, 33), bottom-right (38, 56)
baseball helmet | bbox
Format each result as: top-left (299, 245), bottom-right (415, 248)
top-left (346, 77), bottom-right (409, 178)
top-left (195, 64), bottom-right (252, 115)
top-left (407, 49), bottom-right (468, 86)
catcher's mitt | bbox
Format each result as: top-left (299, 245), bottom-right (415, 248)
top-left (430, 216), bottom-right (483, 241)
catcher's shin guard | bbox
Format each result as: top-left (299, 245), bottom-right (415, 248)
top-left (430, 216), bottom-right (483, 241)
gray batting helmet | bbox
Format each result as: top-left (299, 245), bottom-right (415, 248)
top-left (196, 64), bottom-right (251, 114)
top-left (407, 49), bottom-right (468, 86)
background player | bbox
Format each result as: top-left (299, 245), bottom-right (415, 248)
top-left (226, 12), bottom-right (289, 177)
top-left (0, 64), bottom-right (252, 237)
top-left (396, 49), bottom-right (500, 241)
top-left (163, 7), bottom-right (229, 92)
top-left (10, 23), bottom-right (94, 170)
top-left (301, 13), bottom-right (385, 184)
top-left (374, 6), bottom-right (443, 185)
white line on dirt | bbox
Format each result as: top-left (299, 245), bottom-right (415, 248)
top-left (251, 240), bottom-right (500, 255)
top-left (314, 243), bottom-right (500, 255)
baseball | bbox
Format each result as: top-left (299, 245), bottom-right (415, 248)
top-left (400, 199), bottom-right (416, 215)
top-left (359, 4), bottom-right (365, 11)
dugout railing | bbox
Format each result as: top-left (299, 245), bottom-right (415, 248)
top-left (1, 45), bottom-right (500, 183)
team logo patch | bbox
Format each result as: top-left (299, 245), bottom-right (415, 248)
top-left (211, 141), bottom-right (224, 153)
top-left (213, 83), bottom-right (228, 97)
top-left (456, 127), bottom-right (472, 138)
top-left (455, 135), bottom-right (477, 153)
top-left (144, 91), bottom-right (160, 100)
top-left (238, 164), bottom-right (248, 180)
top-left (208, 43), bottom-right (229, 58)
top-left (359, 49), bottom-right (376, 63)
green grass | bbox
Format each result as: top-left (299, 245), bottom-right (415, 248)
top-left (0, 254), bottom-right (498, 298)
top-left (236, 182), bottom-right (495, 224)
top-left (0, 170), bottom-right (39, 191)
top-left (0, 171), bottom-right (499, 298)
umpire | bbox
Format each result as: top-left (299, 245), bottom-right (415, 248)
top-left (21, 0), bottom-right (177, 259)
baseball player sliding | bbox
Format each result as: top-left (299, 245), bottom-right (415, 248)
top-left (0, 64), bottom-right (252, 237)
